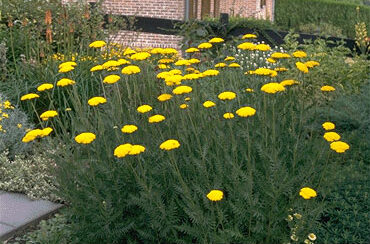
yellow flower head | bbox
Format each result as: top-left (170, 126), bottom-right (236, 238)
top-left (128, 145), bottom-right (146, 155)
top-left (266, 58), bottom-right (276, 63)
top-left (296, 62), bottom-right (309, 73)
top-left (323, 132), bottom-right (341, 142)
top-left (202, 69), bottom-right (219, 77)
top-left (322, 122), bottom-right (335, 130)
top-left (172, 85), bottom-right (192, 95)
top-left (237, 42), bottom-right (256, 50)
top-left (308, 233), bottom-right (317, 241)
top-left (158, 64), bottom-right (169, 69)
top-left (203, 101), bottom-right (216, 108)
top-left (270, 52), bottom-right (291, 59)
top-left (261, 83), bottom-right (286, 94)
top-left (185, 47), bottom-right (200, 53)
top-left (280, 80), bottom-right (299, 87)
top-left (245, 88), bottom-right (254, 93)
top-left (58, 65), bottom-right (74, 73)
top-left (255, 44), bottom-right (271, 51)
top-left (215, 62), bottom-right (227, 68)
top-left (90, 65), bottom-right (104, 72)
top-left (157, 93), bottom-right (173, 102)
top-left (58, 61), bottom-right (77, 69)
top-left (103, 74), bottom-right (121, 84)
top-left (158, 58), bottom-right (174, 64)
top-left (21, 93), bottom-right (40, 101)
top-left (305, 61), bottom-right (320, 68)
top-left (223, 112), bottom-right (234, 119)
top-left (160, 139), bottom-right (180, 151)
top-left (148, 114), bottom-right (166, 123)
top-left (299, 187), bottom-right (317, 200)
top-left (121, 125), bottom-right (138, 134)
top-left (40, 110), bottom-right (58, 121)
top-left (57, 78), bottom-right (76, 87)
top-left (209, 37), bottom-right (224, 43)
top-left (102, 60), bottom-right (121, 69)
top-left (175, 59), bottom-right (191, 66)
top-left (321, 85), bottom-right (335, 92)
top-left (236, 106), bottom-right (256, 117)
top-left (17, 123), bottom-right (22, 128)
top-left (114, 143), bottom-right (133, 158)
top-left (224, 56), bottom-right (235, 61)
top-left (228, 62), bottom-right (241, 68)
top-left (165, 75), bottom-right (183, 86)
top-left (218, 91), bottom-right (236, 100)
top-left (179, 104), bottom-right (188, 109)
top-left (2, 113), bottom-right (9, 118)
top-left (330, 141), bottom-right (350, 153)
top-left (37, 83), bottom-right (54, 92)
top-left (207, 190), bottom-right (224, 201)
top-left (75, 132), bottom-right (96, 144)
top-left (137, 105), bottom-right (153, 113)
top-left (198, 42), bottom-right (213, 49)
top-left (130, 52), bottom-right (151, 61)
top-left (293, 50), bottom-right (307, 58)
top-left (121, 65), bottom-right (141, 75)
top-left (88, 96), bottom-right (107, 106)
top-left (242, 33), bottom-right (257, 39)
top-left (22, 129), bottom-right (42, 143)
top-left (40, 127), bottom-right (53, 137)
top-left (188, 58), bottom-right (200, 64)
top-left (89, 40), bottom-right (106, 48)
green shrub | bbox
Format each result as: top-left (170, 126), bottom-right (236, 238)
top-left (0, 146), bottom-right (60, 202)
top-left (275, 0), bottom-right (370, 38)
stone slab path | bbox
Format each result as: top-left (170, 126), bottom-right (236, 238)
top-left (0, 190), bottom-right (63, 241)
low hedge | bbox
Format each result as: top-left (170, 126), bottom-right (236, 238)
top-left (275, 0), bottom-right (370, 38)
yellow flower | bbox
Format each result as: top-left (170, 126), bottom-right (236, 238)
top-left (103, 74), bottom-right (120, 84)
top-left (296, 62), bottom-right (309, 73)
top-left (261, 83), bottom-right (286, 94)
top-left (270, 52), bottom-right (291, 59)
top-left (21, 93), bottom-right (40, 101)
top-left (128, 145), bottom-right (146, 155)
top-left (202, 69), bottom-right (219, 77)
top-left (88, 96), bottom-right (107, 106)
top-left (330, 141), bottom-right (350, 153)
top-left (102, 60), bottom-right (121, 69)
top-left (209, 37), bottom-right (224, 43)
top-left (224, 56), bottom-right (235, 61)
top-left (188, 58), bottom-right (200, 64)
top-left (123, 47), bottom-right (136, 56)
top-left (185, 47), bottom-right (200, 53)
top-left (245, 88), bottom-right (254, 93)
top-left (308, 233), bottom-right (317, 241)
top-left (22, 129), bottom-right (42, 143)
top-left (40, 127), bottom-right (53, 137)
top-left (321, 85), bottom-right (335, 92)
top-left (57, 78), bottom-right (75, 87)
top-left (40, 110), bottom-right (58, 121)
top-left (203, 101), bottom-right (216, 108)
top-left (121, 65), bottom-right (141, 75)
top-left (280, 80), bottom-right (299, 87)
top-left (89, 40), bottom-right (106, 48)
top-left (75, 132), bottom-right (96, 144)
top-left (299, 187), bottom-right (317, 200)
top-left (58, 61), bottom-right (77, 69)
top-left (322, 122), bottom-right (335, 130)
top-left (218, 91), bottom-right (236, 100)
top-left (305, 61), bottom-right (320, 68)
top-left (172, 85), bottom-right (192, 95)
top-left (223, 112), bottom-right (234, 119)
top-left (3, 100), bottom-right (12, 109)
top-left (236, 106), bottom-right (256, 117)
top-left (37, 83), bottom-right (54, 92)
top-left (158, 64), bottom-right (169, 69)
top-left (206, 190), bottom-right (223, 201)
top-left (117, 59), bottom-right (130, 65)
top-left (215, 62), bottom-right (227, 68)
top-left (248, 67), bottom-right (277, 77)
top-left (157, 93), bottom-right (173, 102)
top-left (274, 67), bottom-right (288, 72)
top-left (160, 139), bottom-right (180, 151)
top-left (90, 65), bottom-right (104, 72)
top-left (293, 50), bottom-right (307, 58)
top-left (293, 213), bottom-right (302, 219)
top-left (165, 75), bottom-right (183, 86)
top-left (121, 125), bottom-right (138, 134)
top-left (2, 113), bottom-right (9, 118)
top-left (266, 58), bottom-right (276, 63)
top-left (148, 114), bottom-right (166, 123)
top-left (58, 65), bottom-right (74, 73)
top-left (114, 143), bottom-right (133, 158)
top-left (179, 104), bottom-right (188, 109)
top-left (158, 58), bottom-right (174, 64)
top-left (17, 123), bottom-right (22, 128)
top-left (175, 59), bottom-right (191, 66)
top-left (323, 132), bottom-right (341, 142)
top-left (198, 42), bottom-right (212, 49)
top-left (255, 44), bottom-right (271, 51)
top-left (237, 42), bottom-right (256, 50)
top-left (65, 108), bottom-right (72, 111)
top-left (137, 105), bottom-right (153, 113)
top-left (130, 52), bottom-right (151, 61)
top-left (228, 62), bottom-right (241, 67)
top-left (184, 97), bottom-right (191, 101)
top-left (242, 33), bottom-right (257, 39)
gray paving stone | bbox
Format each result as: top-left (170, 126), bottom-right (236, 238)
top-left (0, 223), bottom-right (16, 240)
top-left (0, 192), bottom-right (62, 228)
top-left (0, 191), bottom-right (5, 195)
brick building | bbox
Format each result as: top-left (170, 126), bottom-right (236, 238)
top-left (68, 0), bottom-right (275, 49)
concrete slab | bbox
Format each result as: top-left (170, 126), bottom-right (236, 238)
top-left (0, 191), bottom-right (5, 195)
top-left (0, 192), bottom-right (63, 241)
top-left (0, 223), bottom-right (15, 238)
